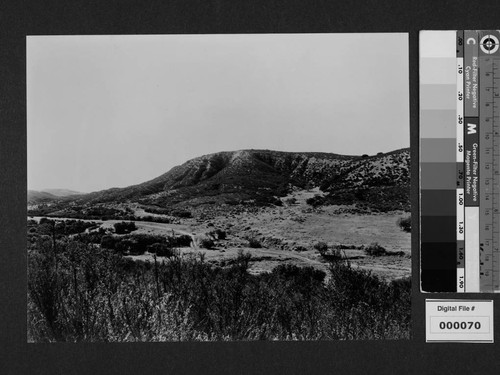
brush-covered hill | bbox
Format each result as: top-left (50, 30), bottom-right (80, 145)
top-left (46, 148), bottom-right (409, 213)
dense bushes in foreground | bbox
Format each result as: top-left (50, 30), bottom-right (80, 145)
top-left (28, 238), bottom-right (411, 342)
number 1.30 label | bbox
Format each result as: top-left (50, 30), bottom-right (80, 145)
top-left (426, 300), bottom-right (494, 342)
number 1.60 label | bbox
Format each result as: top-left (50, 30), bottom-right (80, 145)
top-left (426, 300), bottom-right (494, 342)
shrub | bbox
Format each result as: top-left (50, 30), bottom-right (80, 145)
top-left (248, 237), bottom-right (261, 248)
top-left (127, 234), bottom-right (165, 254)
top-left (272, 264), bottom-right (326, 284)
top-left (171, 210), bottom-right (192, 219)
top-left (158, 246), bottom-right (179, 258)
top-left (320, 248), bottom-right (343, 262)
top-left (74, 231), bottom-right (105, 245)
top-left (270, 197), bottom-right (283, 206)
top-left (169, 234), bottom-right (192, 247)
top-left (144, 206), bottom-right (170, 215)
top-left (365, 242), bottom-right (386, 256)
top-left (199, 237), bottom-right (215, 249)
top-left (294, 245), bottom-right (308, 252)
top-left (215, 229), bottom-right (226, 240)
top-left (147, 243), bottom-right (176, 257)
top-left (100, 235), bottom-right (117, 250)
top-left (313, 241), bottom-right (328, 254)
top-left (140, 215), bottom-right (172, 224)
top-left (332, 244), bottom-right (359, 250)
top-left (113, 221), bottom-right (137, 234)
top-left (397, 216), bottom-right (411, 232)
top-left (207, 229), bottom-right (226, 240)
top-left (306, 195), bottom-right (324, 208)
top-left (147, 242), bottom-right (163, 254)
top-left (116, 239), bottom-right (136, 254)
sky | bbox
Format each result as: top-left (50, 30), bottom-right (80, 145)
top-left (27, 33), bottom-right (409, 193)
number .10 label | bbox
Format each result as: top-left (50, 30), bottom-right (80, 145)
top-left (426, 299), bottom-right (494, 343)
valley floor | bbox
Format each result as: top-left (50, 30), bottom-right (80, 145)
top-left (30, 188), bottom-right (411, 281)
top-left (124, 188), bottom-right (411, 281)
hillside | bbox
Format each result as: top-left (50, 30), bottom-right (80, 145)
top-left (30, 148), bottom-right (410, 214)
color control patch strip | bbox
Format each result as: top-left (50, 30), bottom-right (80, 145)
top-left (420, 30), bottom-right (500, 293)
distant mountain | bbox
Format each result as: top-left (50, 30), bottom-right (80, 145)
top-left (64, 148), bottom-right (409, 211)
top-left (41, 189), bottom-right (82, 197)
top-left (28, 189), bottom-right (82, 205)
top-left (28, 190), bottom-right (58, 204)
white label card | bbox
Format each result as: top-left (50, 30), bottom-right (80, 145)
top-left (426, 299), bottom-right (494, 343)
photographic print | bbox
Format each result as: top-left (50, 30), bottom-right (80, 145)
top-left (27, 33), bottom-right (410, 342)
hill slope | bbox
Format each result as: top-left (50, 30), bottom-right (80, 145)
top-left (59, 148), bottom-right (409, 212)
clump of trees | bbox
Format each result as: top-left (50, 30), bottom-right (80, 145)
top-left (113, 221), bottom-right (137, 234)
top-left (171, 210), bottom-right (192, 219)
top-left (27, 219), bottom-right (102, 249)
top-left (144, 206), bottom-right (171, 215)
top-left (147, 243), bottom-right (179, 258)
top-left (35, 218), bottom-right (99, 236)
top-left (139, 216), bottom-right (173, 224)
top-left (101, 233), bottom-right (192, 255)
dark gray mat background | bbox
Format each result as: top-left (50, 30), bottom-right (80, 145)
top-left (2, 0), bottom-right (500, 373)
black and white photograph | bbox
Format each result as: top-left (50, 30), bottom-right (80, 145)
top-left (27, 33), bottom-right (410, 342)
